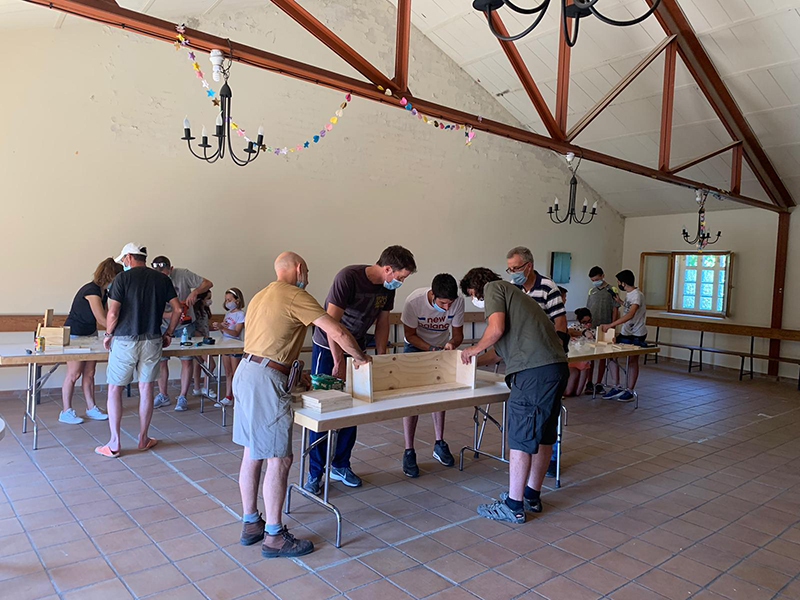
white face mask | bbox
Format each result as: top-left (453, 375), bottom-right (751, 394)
top-left (225, 301), bottom-right (238, 310)
top-left (472, 297), bottom-right (485, 309)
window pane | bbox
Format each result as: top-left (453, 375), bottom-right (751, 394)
top-left (719, 255), bottom-right (727, 267)
top-left (717, 297), bottom-right (724, 312)
top-left (686, 255), bottom-right (698, 267)
top-left (701, 283), bottom-right (714, 297)
top-left (718, 284), bottom-right (725, 298)
top-left (702, 255), bottom-right (716, 267)
top-left (682, 296), bottom-right (695, 309)
top-left (701, 269), bottom-right (714, 283)
top-left (684, 269), bottom-right (697, 282)
top-left (719, 270), bottom-right (726, 284)
top-left (700, 297), bottom-right (712, 310)
top-left (683, 283), bottom-right (696, 296)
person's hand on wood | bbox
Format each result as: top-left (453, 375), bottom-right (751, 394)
top-left (444, 342), bottom-right (456, 351)
top-left (351, 354), bottom-right (371, 370)
top-left (461, 346), bottom-right (479, 364)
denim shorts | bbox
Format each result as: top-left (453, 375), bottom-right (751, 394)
top-left (617, 334), bottom-right (648, 347)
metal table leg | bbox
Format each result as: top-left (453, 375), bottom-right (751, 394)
top-left (23, 363), bottom-right (61, 450)
top-left (459, 400), bottom-right (509, 470)
top-left (284, 427), bottom-right (344, 548)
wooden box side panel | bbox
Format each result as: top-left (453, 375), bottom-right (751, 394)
top-left (347, 357), bottom-right (373, 402)
top-left (368, 351), bottom-right (459, 393)
top-left (301, 390), bottom-right (353, 413)
top-left (595, 326), bottom-right (615, 345)
top-left (455, 351), bottom-right (476, 388)
top-left (40, 326), bottom-right (70, 346)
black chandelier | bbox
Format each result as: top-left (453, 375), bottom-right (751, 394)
top-left (683, 190), bottom-right (721, 250)
top-left (473, 0), bottom-right (663, 46)
top-left (181, 46), bottom-right (264, 166)
top-left (548, 152), bottom-right (597, 225)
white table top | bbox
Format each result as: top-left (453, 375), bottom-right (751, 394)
top-left (567, 342), bottom-right (659, 362)
top-left (0, 332), bottom-right (243, 366)
top-left (293, 371), bottom-right (510, 433)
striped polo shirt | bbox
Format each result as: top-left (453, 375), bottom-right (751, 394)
top-left (517, 271), bottom-right (566, 323)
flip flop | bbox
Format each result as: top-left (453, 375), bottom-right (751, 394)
top-left (95, 445), bottom-right (120, 458)
top-left (138, 437), bottom-right (159, 451)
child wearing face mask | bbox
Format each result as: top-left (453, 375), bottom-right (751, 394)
top-left (211, 287), bottom-right (246, 405)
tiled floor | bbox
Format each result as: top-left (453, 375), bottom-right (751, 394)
top-left (1, 360), bottom-right (800, 600)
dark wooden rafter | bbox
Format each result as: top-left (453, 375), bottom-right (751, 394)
top-left (730, 143), bottom-right (743, 195)
top-left (555, 1), bottom-right (572, 133)
top-left (658, 39), bottom-right (677, 172)
top-left (646, 0), bottom-right (794, 208)
top-left (668, 141), bottom-right (741, 175)
top-left (21, 0), bottom-right (785, 213)
top-left (393, 0), bottom-right (411, 92)
top-left (489, 11), bottom-right (563, 140)
top-left (566, 35), bottom-right (676, 142)
top-left (270, 0), bottom-right (394, 91)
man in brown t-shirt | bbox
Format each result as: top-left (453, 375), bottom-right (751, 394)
top-left (234, 252), bottom-right (369, 559)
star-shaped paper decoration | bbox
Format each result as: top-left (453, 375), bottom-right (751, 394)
top-left (176, 23), bottom-right (186, 33)
top-left (303, 141), bottom-right (309, 148)
top-left (188, 52), bottom-right (195, 61)
top-left (259, 144), bottom-right (267, 152)
top-left (206, 89), bottom-right (215, 97)
top-left (237, 129), bottom-right (245, 137)
top-left (202, 80), bottom-right (210, 89)
top-left (211, 97), bottom-right (220, 107)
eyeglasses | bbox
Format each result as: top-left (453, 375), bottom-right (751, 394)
top-left (579, 320), bottom-right (592, 326)
top-left (505, 262), bottom-right (530, 274)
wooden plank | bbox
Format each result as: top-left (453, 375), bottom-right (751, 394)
top-left (658, 40), bottom-right (677, 171)
top-left (347, 358), bottom-right (373, 402)
top-left (769, 211), bottom-right (791, 374)
top-left (39, 326), bottom-right (70, 347)
top-left (42, 309), bottom-right (54, 328)
top-left (368, 351), bottom-right (459, 393)
top-left (596, 327), bottom-right (615, 345)
top-left (668, 140), bottom-right (741, 175)
top-left (373, 381), bottom-right (472, 401)
top-left (301, 390), bottom-right (353, 413)
top-left (645, 315), bottom-right (800, 342)
top-left (455, 350), bottom-right (476, 388)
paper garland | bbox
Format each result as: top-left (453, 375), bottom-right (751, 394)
top-left (176, 24), bottom-right (348, 156)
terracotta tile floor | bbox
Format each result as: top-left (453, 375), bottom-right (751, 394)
top-left (1, 359), bottom-right (800, 599)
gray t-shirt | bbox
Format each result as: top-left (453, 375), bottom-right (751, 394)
top-left (483, 280), bottom-right (566, 376)
top-left (620, 287), bottom-right (647, 337)
top-left (312, 265), bottom-right (395, 350)
top-left (165, 267), bottom-right (203, 322)
top-left (586, 282), bottom-right (618, 326)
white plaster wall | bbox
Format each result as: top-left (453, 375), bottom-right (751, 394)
top-left (0, 1), bottom-right (624, 390)
top-left (622, 208), bottom-right (800, 379)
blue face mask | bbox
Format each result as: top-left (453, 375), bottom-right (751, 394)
top-left (123, 264), bottom-right (131, 272)
top-left (592, 280), bottom-right (603, 288)
top-left (510, 271), bottom-right (526, 286)
top-left (432, 300), bottom-right (446, 313)
top-left (296, 281), bottom-right (306, 289)
top-left (384, 279), bottom-right (402, 290)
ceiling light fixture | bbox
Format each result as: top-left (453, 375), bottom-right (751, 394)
top-left (682, 189), bottom-right (721, 250)
top-left (548, 152), bottom-right (598, 225)
top-left (182, 45), bottom-right (264, 166)
top-left (473, 0), bottom-right (663, 47)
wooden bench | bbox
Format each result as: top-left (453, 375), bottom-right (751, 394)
top-left (645, 316), bottom-right (800, 389)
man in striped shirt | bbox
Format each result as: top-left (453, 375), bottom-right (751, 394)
top-left (507, 246), bottom-right (569, 478)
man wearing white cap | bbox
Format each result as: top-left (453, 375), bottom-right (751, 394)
top-left (95, 243), bottom-right (181, 458)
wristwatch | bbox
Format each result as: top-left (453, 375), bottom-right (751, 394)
top-left (164, 331), bottom-right (174, 337)
top-left (104, 332), bottom-right (113, 338)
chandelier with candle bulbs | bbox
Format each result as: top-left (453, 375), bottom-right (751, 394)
top-left (683, 189), bottom-right (721, 250)
top-left (473, 0), bottom-right (662, 47)
top-left (548, 152), bottom-right (598, 225)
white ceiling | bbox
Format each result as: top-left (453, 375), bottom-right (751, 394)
top-left (387, 0), bottom-right (800, 215)
top-left (5, 0), bottom-right (800, 216)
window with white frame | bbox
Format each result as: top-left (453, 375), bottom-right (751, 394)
top-left (671, 253), bottom-right (731, 316)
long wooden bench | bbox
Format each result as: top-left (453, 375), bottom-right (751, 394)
top-left (645, 316), bottom-right (800, 389)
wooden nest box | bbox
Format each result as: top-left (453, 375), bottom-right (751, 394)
top-left (36, 309), bottom-right (70, 347)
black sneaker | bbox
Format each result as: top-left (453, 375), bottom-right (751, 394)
top-left (546, 461), bottom-right (557, 478)
top-left (594, 383), bottom-right (606, 395)
top-left (499, 491), bottom-right (542, 513)
top-left (403, 449), bottom-right (420, 478)
top-left (432, 440), bottom-right (455, 467)
top-left (303, 475), bottom-right (322, 496)
top-left (584, 381), bottom-right (594, 395)
top-left (329, 466), bottom-right (362, 487)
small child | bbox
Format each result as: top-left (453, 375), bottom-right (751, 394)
top-left (191, 291), bottom-right (217, 400)
top-left (211, 287), bottom-right (245, 406)
top-left (565, 308), bottom-right (593, 396)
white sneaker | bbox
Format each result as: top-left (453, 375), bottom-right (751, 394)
top-left (214, 396), bottom-right (233, 408)
top-left (192, 388), bottom-right (202, 397)
top-left (193, 388), bottom-right (217, 399)
top-left (174, 396), bottom-right (189, 411)
top-left (59, 408), bottom-right (84, 425)
top-left (153, 394), bottom-right (170, 409)
top-left (84, 406), bottom-right (108, 421)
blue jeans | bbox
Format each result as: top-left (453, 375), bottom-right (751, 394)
top-left (307, 343), bottom-right (359, 479)
top-left (403, 342), bottom-right (423, 353)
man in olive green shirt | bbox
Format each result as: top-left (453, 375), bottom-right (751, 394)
top-left (460, 268), bottom-right (569, 523)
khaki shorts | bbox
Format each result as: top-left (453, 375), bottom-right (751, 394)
top-left (232, 357), bottom-right (293, 459)
top-left (107, 338), bottom-right (163, 386)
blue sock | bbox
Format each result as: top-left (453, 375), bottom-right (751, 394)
top-left (242, 512), bottom-right (260, 523)
top-left (265, 523), bottom-right (283, 535)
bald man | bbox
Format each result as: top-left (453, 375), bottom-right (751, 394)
top-left (234, 252), bottom-right (369, 559)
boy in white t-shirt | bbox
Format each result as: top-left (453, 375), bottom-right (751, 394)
top-left (600, 269), bottom-right (647, 402)
top-left (400, 274), bottom-right (465, 477)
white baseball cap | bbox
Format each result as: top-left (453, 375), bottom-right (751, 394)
top-left (115, 243), bottom-right (147, 264)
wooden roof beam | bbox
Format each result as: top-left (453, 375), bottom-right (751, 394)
top-left (393, 0), bottom-right (411, 93)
